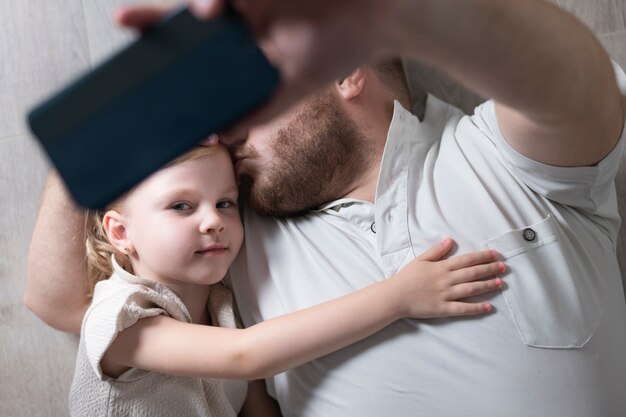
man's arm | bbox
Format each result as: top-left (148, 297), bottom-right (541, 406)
top-left (24, 171), bottom-right (91, 334)
top-left (175, 0), bottom-right (623, 163)
top-left (396, 0), bottom-right (624, 167)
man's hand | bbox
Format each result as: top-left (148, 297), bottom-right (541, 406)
top-left (116, 0), bottom-right (401, 145)
top-left (118, 0), bottom-right (624, 161)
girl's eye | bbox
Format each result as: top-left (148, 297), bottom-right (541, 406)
top-left (171, 202), bottom-right (191, 212)
top-left (217, 200), bottom-right (236, 209)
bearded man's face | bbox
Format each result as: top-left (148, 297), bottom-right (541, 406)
top-left (232, 90), bottom-right (371, 217)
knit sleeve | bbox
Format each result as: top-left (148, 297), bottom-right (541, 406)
top-left (81, 280), bottom-right (168, 380)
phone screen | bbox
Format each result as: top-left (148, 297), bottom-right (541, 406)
top-left (28, 7), bottom-right (279, 209)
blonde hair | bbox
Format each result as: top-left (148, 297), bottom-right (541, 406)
top-left (85, 144), bottom-right (224, 295)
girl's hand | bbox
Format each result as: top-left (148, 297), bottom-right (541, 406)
top-left (390, 239), bottom-right (505, 319)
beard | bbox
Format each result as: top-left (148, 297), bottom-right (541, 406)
top-left (237, 91), bottom-right (373, 218)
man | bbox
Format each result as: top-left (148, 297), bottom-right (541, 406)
top-left (25, 0), bottom-right (626, 416)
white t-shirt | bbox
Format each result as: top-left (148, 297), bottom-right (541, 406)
top-left (69, 260), bottom-right (247, 417)
top-left (228, 64), bottom-right (626, 417)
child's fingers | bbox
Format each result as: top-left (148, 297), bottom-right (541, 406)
top-left (414, 238), bottom-right (454, 262)
top-left (446, 249), bottom-right (500, 271)
top-left (447, 278), bottom-right (503, 300)
top-left (443, 302), bottom-right (493, 317)
top-left (450, 261), bottom-right (506, 284)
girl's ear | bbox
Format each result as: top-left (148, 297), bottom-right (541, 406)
top-left (103, 210), bottom-right (134, 255)
top-left (335, 66), bottom-right (367, 100)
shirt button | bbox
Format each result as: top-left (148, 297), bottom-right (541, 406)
top-left (523, 228), bottom-right (536, 242)
top-left (370, 222), bottom-right (377, 234)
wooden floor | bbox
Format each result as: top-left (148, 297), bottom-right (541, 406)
top-left (1, 1), bottom-right (625, 416)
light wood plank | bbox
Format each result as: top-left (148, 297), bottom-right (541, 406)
top-left (0, 135), bottom-right (77, 417)
top-left (553, 0), bottom-right (626, 35)
top-left (600, 30), bottom-right (626, 67)
top-left (599, 30), bottom-right (626, 294)
top-left (0, 0), bottom-right (91, 140)
top-left (82, 0), bottom-right (138, 65)
top-left (82, 0), bottom-right (177, 65)
top-left (404, 60), bottom-right (485, 115)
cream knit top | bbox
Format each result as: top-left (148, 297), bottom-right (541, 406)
top-left (68, 259), bottom-right (247, 417)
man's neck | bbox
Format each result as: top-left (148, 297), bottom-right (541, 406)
top-left (340, 107), bottom-right (392, 203)
top-left (342, 161), bottom-right (381, 203)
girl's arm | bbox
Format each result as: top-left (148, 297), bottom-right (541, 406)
top-left (103, 239), bottom-right (504, 380)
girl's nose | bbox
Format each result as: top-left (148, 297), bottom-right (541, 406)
top-left (200, 210), bottom-right (225, 234)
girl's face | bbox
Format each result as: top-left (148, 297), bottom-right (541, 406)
top-left (109, 147), bottom-right (243, 288)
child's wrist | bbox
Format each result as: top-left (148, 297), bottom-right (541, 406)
top-left (379, 276), bottom-right (408, 321)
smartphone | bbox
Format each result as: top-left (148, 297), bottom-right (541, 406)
top-left (27, 7), bottom-right (279, 209)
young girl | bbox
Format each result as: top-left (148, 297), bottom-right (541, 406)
top-left (69, 143), bottom-right (505, 417)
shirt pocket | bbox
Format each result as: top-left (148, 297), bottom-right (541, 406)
top-left (483, 214), bottom-right (601, 348)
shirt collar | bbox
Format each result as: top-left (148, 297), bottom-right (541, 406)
top-left (111, 255), bottom-right (161, 288)
top-left (317, 96), bottom-right (451, 213)
top-left (110, 255), bottom-right (192, 323)
top-left (314, 198), bottom-right (364, 213)
top-left (386, 96), bottom-right (451, 148)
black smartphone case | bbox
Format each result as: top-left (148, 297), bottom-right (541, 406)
top-left (27, 8), bottom-right (279, 209)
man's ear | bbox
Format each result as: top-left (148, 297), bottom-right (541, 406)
top-left (336, 66), bottom-right (367, 100)
top-left (103, 210), bottom-right (134, 255)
